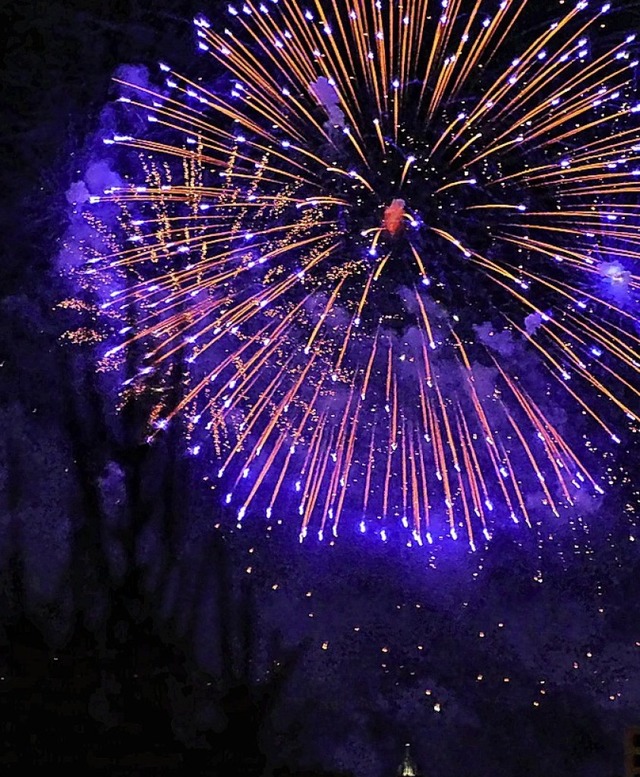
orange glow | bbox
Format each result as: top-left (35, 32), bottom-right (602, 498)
top-left (383, 198), bottom-right (406, 237)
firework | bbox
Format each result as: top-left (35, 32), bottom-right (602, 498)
top-left (71, 0), bottom-right (640, 550)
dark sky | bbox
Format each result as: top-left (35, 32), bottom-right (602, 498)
top-left (1, 1), bottom-right (640, 775)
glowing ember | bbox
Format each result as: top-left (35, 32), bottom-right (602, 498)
top-left (383, 199), bottom-right (406, 237)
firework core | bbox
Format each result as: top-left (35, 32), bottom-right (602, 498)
top-left (383, 199), bottom-right (406, 237)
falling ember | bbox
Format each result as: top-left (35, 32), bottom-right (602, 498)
top-left (383, 199), bottom-right (406, 238)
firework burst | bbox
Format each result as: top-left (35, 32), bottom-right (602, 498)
top-left (70, 0), bottom-right (640, 550)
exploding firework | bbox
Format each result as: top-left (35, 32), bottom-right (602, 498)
top-left (69, 0), bottom-right (640, 550)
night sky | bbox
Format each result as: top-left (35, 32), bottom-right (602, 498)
top-left (2, 0), bottom-right (640, 775)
